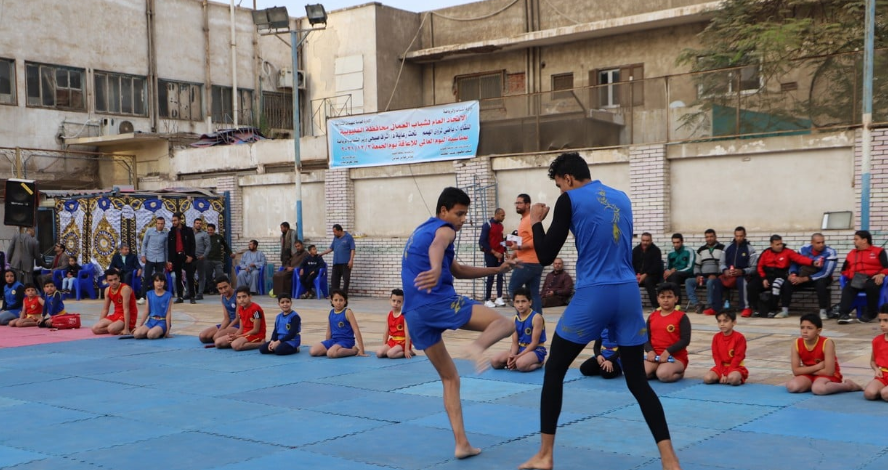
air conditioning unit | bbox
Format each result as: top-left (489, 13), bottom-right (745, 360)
top-left (278, 67), bottom-right (306, 90)
top-left (101, 118), bottom-right (117, 136)
top-left (118, 120), bottom-right (134, 134)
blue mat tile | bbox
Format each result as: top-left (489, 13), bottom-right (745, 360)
top-left (407, 403), bottom-right (586, 439)
top-left (605, 397), bottom-right (776, 430)
top-left (302, 423), bottom-right (505, 469)
top-left (0, 377), bottom-right (134, 401)
top-left (556, 417), bottom-right (720, 458)
top-left (312, 367), bottom-right (441, 391)
top-left (126, 397), bottom-right (284, 430)
top-left (493, 387), bottom-right (635, 417)
top-left (793, 391), bottom-right (888, 417)
top-left (677, 430), bottom-right (882, 470)
top-left (209, 409), bottom-right (386, 446)
top-left (68, 431), bottom-right (279, 470)
top-left (211, 449), bottom-right (393, 470)
top-left (0, 369), bottom-right (68, 387)
top-left (43, 386), bottom-right (200, 415)
top-left (0, 445), bottom-right (50, 468)
top-left (665, 382), bottom-right (811, 407)
top-left (0, 396), bottom-right (24, 408)
top-left (34, 358), bottom-right (153, 377)
top-left (100, 365), bottom-right (230, 387)
top-left (634, 460), bottom-right (756, 470)
top-left (310, 392), bottom-right (444, 422)
top-left (0, 456), bottom-right (104, 470)
top-left (229, 382), bottom-right (388, 409)
top-left (857, 451), bottom-right (888, 470)
top-left (430, 437), bottom-right (648, 470)
top-left (148, 370), bottom-right (305, 397)
top-left (0, 403), bottom-right (98, 438)
top-left (395, 377), bottom-right (539, 402)
top-left (737, 407), bottom-right (887, 446)
top-left (0, 353), bottom-right (96, 370)
top-left (566, 375), bottom-right (704, 394)
top-left (4, 416), bottom-right (179, 455)
top-left (389, 357), bottom-right (477, 377)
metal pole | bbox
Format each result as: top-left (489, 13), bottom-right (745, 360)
top-left (292, 29), bottom-right (304, 241)
top-left (230, 0), bottom-right (239, 127)
top-left (860, 0), bottom-right (875, 230)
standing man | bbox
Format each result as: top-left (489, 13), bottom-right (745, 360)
top-left (633, 232), bottom-right (664, 308)
top-left (39, 243), bottom-right (69, 288)
top-left (541, 258), bottom-right (574, 308)
top-left (205, 223), bottom-right (231, 288)
top-left (479, 208), bottom-right (506, 308)
top-left (193, 218), bottom-right (210, 300)
top-left (236, 240), bottom-right (267, 294)
top-left (7, 227), bottom-right (44, 285)
top-left (321, 224), bottom-right (355, 295)
top-left (789, 233), bottom-right (838, 320)
top-left (509, 194), bottom-right (544, 313)
top-left (167, 212), bottom-right (196, 304)
top-left (280, 222), bottom-right (297, 265)
top-left (140, 217), bottom-right (168, 304)
top-left (520, 152), bottom-right (681, 470)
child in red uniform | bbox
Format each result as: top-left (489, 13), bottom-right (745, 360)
top-left (864, 306), bottom-right (888, 401)
top-left (786, 313), bottom-right (862, 395)
top-left (644, 282), bottom-right (690, 382)
top-left (703, 310), bottom-right (748, 386)
top-left (376, 289), bottom-right (412, 359)
top-left (8, 284), bottom-right (42, 327)
top-left (215, 286), bottom-right (266, 351)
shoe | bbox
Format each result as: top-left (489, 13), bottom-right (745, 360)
top-left (174, 298), bottom-right (184, 304)
top-left (819, 310), bottom-right (829, 321)
top-left (484, 300), bottom-right (496, 308)
top-left (494, 297), bottom-right (506, 307)
top-left (702, 308), bottom-right (717, 316)
top-left (687, 303), bottom-right (700, 314)
top-left (694, 304), bottom-right (704, 314)
top-left (837, 314), bottom-right (854, 324)
top-left (860, 315), bottom-right (873, 323)
top-left (190, 298), bottom-right (197, 304)
top-left (752, 311), bottom-right (764, 318)
top-left (195, 294), bottom-right (204, 300)
top-left (741, 308), bottom-right (753, 318)
top-left (774, 310), bottom-right (789, 319)
top-left (137, 298), bottom-right (145, 305)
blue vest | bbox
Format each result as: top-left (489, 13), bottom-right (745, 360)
top-left (567, 182), bottom-right (636, 287)
top-left (275, 311), bottom-right (301, 348)
top-left (402, 217), bottom-right (457, 308)
top-left (329, 308), bottom-right (354, 341)
top-left (3, 282), bottom-right (24, 315)
top-left (221, 293), bottom-right (237, 322)
top-left (515, 310), bottom-right (546, 347)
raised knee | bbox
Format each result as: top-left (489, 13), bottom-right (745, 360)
top-left (864, 390), bottom-right (878, 400)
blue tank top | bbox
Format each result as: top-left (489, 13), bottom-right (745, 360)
top-left (567, 181), bottom-right (636, 287)
top-left (275, 311), bottom-right (301, 347)
top-left (515, 310), bottom-right (546, 347)
top-left (147, 290), bottom-right (173, 318)
top-left (600, 328), bottom-right (619, 360)
top-left (329, 308), bottom-right (354, 341)
top-left (401, 217), bottom-right (457, 309)
top-left (3, 282), bottom-right (23, 315)
top-left (221, 293), bottom-right (237, 322)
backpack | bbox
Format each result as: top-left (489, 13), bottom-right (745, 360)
top-left (478, 222), bottom-right (490, 252)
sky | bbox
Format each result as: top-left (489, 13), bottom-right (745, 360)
top-left (221, 0), bottom-right (481, 14)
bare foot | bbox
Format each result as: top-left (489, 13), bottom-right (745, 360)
top-left (455, 445), bottom-right (481, 459)
top-left (518, 453), bottom-right (553, 470)
top-left (464, 343), bottom-right (489, 374)
top-left (847, 380), bottom-right (864, 392)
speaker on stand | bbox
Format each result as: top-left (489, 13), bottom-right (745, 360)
top-left (4, 179), bottom-right (38, 227)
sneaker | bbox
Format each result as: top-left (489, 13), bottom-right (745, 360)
top-left (766, 311), bottom-right (778, 318)
top-left (484, 300), bottom-right (496, 308)
top-left (752, 311), bottom-right (764, 318)
top-left (740, 308), bottom-right (753, 318)
top-left (137, 298), bottom-right (145, 305)
top-left (837, 314), bottom-right (854, 324)
top-left (860, 315), bottom-right (874, 323)
top-left (190, 298), bottom-right (197, 304)
top-left (702, 308), bottom-right (717, 316)
top-left (688, 303), bottom-right (701, 314)
top-left (773, 310), bottom-right (789, 319)
top-left (174, 298), bottom-right (184, 304)
top-left (195, 294), bottom-right (204, 300)
top-left (494, 297), bottom-right (506, 307)
top-left (819, 310), bottom-right (829, 321)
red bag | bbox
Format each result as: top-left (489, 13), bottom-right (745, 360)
top-left (719, 273), bottom-right (738, 289)
top-left (51, 313), bottom-right (81, 329)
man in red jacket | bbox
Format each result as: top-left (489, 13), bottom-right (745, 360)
top-left (748, 234), bottom-right (820, 318)
top-left (837, 230), bottom-right (888, 324)
top-left (479, 208), bottom-right (506, 308)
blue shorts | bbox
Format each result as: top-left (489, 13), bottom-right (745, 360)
top-left (321, 338), bottom-right (355, 350)
top-left (146, 317), bottom-right (168, 334)
top-left (404, 295), bottom-right (476, 350)
top-left (519, 345), bottom-right (548, 363)
top-left (556, 283), bottom-right (648, 347)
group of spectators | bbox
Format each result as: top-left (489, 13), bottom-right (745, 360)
top-left (632, 227), bottom-right (887, 323)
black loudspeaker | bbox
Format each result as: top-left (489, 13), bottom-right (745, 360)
top-left (4, 179), bottom-right (38, 227)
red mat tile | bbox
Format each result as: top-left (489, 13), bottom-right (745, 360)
top-left (0, 326), bottom-right (102, 348)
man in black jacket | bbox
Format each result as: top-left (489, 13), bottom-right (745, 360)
top-left (632, 232), bottom-right (664, 308)
top-left (168, 212), bottom-right (197, 304)
top-left (110, 244), bottom-right (142, 297)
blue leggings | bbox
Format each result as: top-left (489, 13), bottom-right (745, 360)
top-left (260, 342), bottom-right (300, 355)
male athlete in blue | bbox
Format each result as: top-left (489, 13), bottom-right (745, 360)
top-left (402, 187), bottom-right (517, 459)
top-left (519, 152), bottom-right (682, 470)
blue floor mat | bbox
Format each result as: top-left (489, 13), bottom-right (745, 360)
top-left (0, 445), bottom-right (50, 468)
top-left (856, 451), bottom-right (888, 470)
top-left (0, 456), bottom-right (105, 470)
top-left (43, 386), bottom-right (201, 415)
top-left (4, 416), bottom-right (180, 456)
top-left (0, 369), bottom-right (62, 387)
top-left (0, 403), bottom-right (98, 438)
top-left (429, 437), bottom-right (649, 470)
top-left (407, 402), bottom-right (586, 439)
top-left (227, 382), bottom-right (388, 409)
top-left (665, 382), bottom-right (812, 407)
top-left (311, 366), bottom-right (441, 391)
top-left (395, 377), bottom-right (539, 402)
top-left (210, 449), bottom-right (394, 470)
top-left (0, 376), bottom-right (134, 401)
top-left (605, 396), bottom-right (778, 430)
top-left (309, 392), bottom-right (444, 422)
top-left (792, 391), bottom-right (888, 416)
top-left (125, 397), bottom-right (284, 430)
top-left (207, 409), bottom-right (387, 447)
top-left (493, 387), bottom-right (637, 416)
top-left (555, 417), bottom-right (721, 458)
top-left (737, 407), bottom-right (888, 446)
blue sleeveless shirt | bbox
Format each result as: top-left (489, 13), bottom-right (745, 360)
top-left (402, 217), bottom-right (457, 309)
top-left (515, 310), bottom-right (546, 347)
top-left (329, 308), bottom-right (354, 341)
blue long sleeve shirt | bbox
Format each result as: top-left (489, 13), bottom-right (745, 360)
top-left (239, 250), bottom-right (267, 271)
top-left (141, 228), bottom-right (169, 263)
top-left (790, 244), bottom-right (838, 281)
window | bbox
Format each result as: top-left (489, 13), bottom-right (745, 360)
top-left (0, 58), bottom-right (15, 105)
top-left (455, 72), bottom-right (503, 109)
top-left (261, 91), bottom-right (293, 130)
top-left (591, 64), bottom-right (644, 108)
top-left (158, 79), bottom-right (202, 121)
top-left (94, 71), bottom-right (147, 116)
top-left (551, 73), bottom-right (574, 100)
top-left (211, 85), bottom-right (254, 124)
top-left (696, 63), bottom-right (762, 98)
top-left (25, 62), bottom-right (85, 111)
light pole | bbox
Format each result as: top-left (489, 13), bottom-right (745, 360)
top-left (252, 4), bottom-right (327, 242)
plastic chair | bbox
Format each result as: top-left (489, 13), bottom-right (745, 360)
top-left (235, 264), bottom-right (266, 295)
top-left (838, 275), bottom-right (888, 319)
top-left (292, 266), bottom-right (328, 299)
top-left (74, 264), bottom-right (98, 300)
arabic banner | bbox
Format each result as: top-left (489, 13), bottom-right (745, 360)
top-left (327, 101), bottom-right (480, 169)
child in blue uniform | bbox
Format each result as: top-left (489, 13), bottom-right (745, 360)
top-left (134, 273), bottom-right (173, 339)
top-left (260, 295), bottom-right (302, 355)
top-left (199, 276), bottom-right (239, 343)
top-left (37, 280), bottom-right (66, 328)
top-left (580, 328), bottom-right (622, 379)
top-left (491, 288), bottom-right (547, 372)
top-left (309, 289), bottom-right (366, 358)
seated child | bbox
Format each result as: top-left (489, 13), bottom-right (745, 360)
top-left (644, 282), bottom-right (690, 383)
top-left (376, 288), bottom-right (412, 359)
top-left (198, 276), bottom-right (240, 343)
top-left (92, 269), bottom-right (138, 335)
top-left (703, 310), bottom-right (748, 386)
top-left (260, 295), bottom-right (301, 355)
top-left (786, 313), bottom-right (862, 395)
top-left (580, 328), bottom-right (622, 379)
top-left (61, 257), bottom-right (80, 294)
top-left (491, 288), bottom-right (546, 372)
top-left (298, 245), bottom-right (326, 299)
top-left (215, 286), bottom-right (266, 351)
top-left (9, 284), bottom-right (43, 327)
top-left (134, 274), bottom-right (172, 340)
top-left (864, 305), bottom-right (888, 402)
top-left (37, 280), bottom-right (66, 328)
top-left (310, 289), bottom-right (366, 358)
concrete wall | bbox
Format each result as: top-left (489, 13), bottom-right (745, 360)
top-left (375, 6), bottom-right (424, 112)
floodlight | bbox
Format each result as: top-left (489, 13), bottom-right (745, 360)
top-left (305, 4), bottom-right (327, 26)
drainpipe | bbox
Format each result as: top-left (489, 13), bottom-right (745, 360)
top-left (203, 0), bottom-right (212, 131)
top-left (146, 0), bottom-right (158, 132)
top-left (230, 0), bottom-right (239, 127)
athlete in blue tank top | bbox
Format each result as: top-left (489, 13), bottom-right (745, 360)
top-left (519, 152), bottom-right (681, 470)
top-left (260, 296), bottom-right (302, 356)
top-left (198, 276), bottom-right (240, 344)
